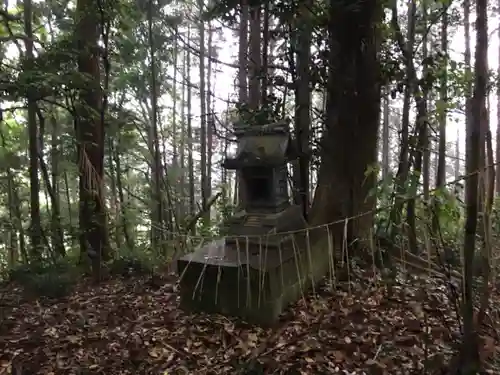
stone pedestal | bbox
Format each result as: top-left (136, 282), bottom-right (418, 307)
top-left (177, 234), bottom-right (330, 324)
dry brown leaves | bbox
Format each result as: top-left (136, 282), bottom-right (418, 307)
top-left (0, 270), bottom-right (497, 375)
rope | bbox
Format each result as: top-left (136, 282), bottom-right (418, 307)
top-left (121, 164), bottom-right (496, 242)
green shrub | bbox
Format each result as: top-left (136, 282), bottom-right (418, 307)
top-left (8, 260), bottom-right (79, 299)
top-left (108, 251), bottom-right (153, 277)
top-left (26, 271), bottom-right (76, 299)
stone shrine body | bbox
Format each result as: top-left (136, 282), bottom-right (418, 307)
top-left (222, 121), bottom-right (305, 248)
top-left (177, 120), bottom-right (321, 324)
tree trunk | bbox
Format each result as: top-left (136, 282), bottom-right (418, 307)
top-left (388, 1), bottom-right (415, 234)
top-left (459, 0), bottom-right (487, 371)
top-left (108, 138), bottom-right (121, 248)
top-left (431, 5), bottom-right (448, 238)
top-left (496, 0), bottom-right (500, 195)
top-left (23, 0), bottom-right (42, 260)
top-left (148, 0), bottom-right (164, 250)
top-left (294, 0), bottom-right (312, 220)
top-left (421, 1), bottom-right (430, 200)
top-left (248, 3), bottom-right (261, 111)
top-left (455, 128), bottom-right (460, 180)
top-left (238, 0), bottom-right (248, 104)
top-left (237, 1), bottom-right (249, 206)
top-left (310, 2), bottom-right (381, 243)
top-left (261, 1), bottom-right (270, 102)
top-left (0, 128), bottom-right (27, 263)
top-left (172, 32), bottom-right (178, 172)
top-left (436, 7), bottom-right (448, 190)
top-left (198, 6), bottom-right (209, 224)
top-left (113, 136), bottom-right (133, 248)
top-left (76, 0), bottom-right (108, 279)
top-left (206, 23), bottom-right (214, 214)
top-left (49, 114), bottom-right (65, 256)
top-left (382, 88), bottom-right (390, 179)
top-left (179, 47), bottom-right (187, 220)
top-left (186, 26), bottom-right (196, 231)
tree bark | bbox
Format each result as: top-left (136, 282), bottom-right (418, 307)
top-left (382, 88), bottom-right (390, 179)
top-left (496, 0), bottom-right (500, 195)
top-left (76, 0), bottom-right (108, 279)
top-left (459, 0), bottom-right (487, 371)
top-left (294, 0), bottom-right (312, 220)
top-left (436, 7), bottom-right (448, 190)
top-left (198, 5), bottom-right (209, 224)
top-left (310, 2), bottom-right (381, 243)
top-left (248, 3), bottom-right (261, 110)
top-left (23, 0), bottom-right (42, 260)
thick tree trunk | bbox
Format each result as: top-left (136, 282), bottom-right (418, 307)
top-left (23, 0), bottom-right (42, 259)
top-left (310, 2), bottom-right (381, 243)
top-left (76, 0), bottom-right (108, 279)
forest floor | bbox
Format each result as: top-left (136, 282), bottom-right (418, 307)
top-left (0, 267), bottom-right (498, 375)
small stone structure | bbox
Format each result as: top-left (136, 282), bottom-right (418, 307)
top-left (177, 121), bottom-right (327, 324)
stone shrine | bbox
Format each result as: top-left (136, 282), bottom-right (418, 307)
top-left (222, 120), bottom-right (305, 247)
top-left (177, 120), bottom-right (325, 325)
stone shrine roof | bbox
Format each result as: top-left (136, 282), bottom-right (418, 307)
top-left (223, 120), bottom-right (295, 169)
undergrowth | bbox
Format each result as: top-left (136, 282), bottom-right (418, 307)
top-left (3, 247), bottom-right (165, 299)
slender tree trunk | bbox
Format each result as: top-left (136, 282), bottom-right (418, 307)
top-left (172, 32), bottom-right (178, 171)
top-left (421, 1), bottom-right (430, 200)
top-left (172, 32), bottom-right (180, 223)
top-left (39, 150), bottom-right (65, 257)
top-left (248, 3), bottom-right (261, 110)
top-left (237, 2), bottom-right (249, 205)
top-left (186, 26), bottom-right (196, 229)
top-left (261, 1), bottom-right (270, 102)
top-left (431, 5), bottom-right (448, 238)
top-left (113, 137), bottom-right (133, 248)
top-left (148, 0), bottom-right (164, 250)
top-left (0, 129), bottom-right (27, 263)
top-left (459, 0), bottom-right (487, 371)
top-left (294, 0), bottom-right (312, 220)
top-left (238, 0), bottom-right (249, 104)
top-left (206, 22), bottom-right (214, 209)
top-left (108, 138), bottom-right (121, 248)
top-left (436, 7), bottom-right (448, 190)
top-left (382, 88), bottom-right (390, 179)
top-left (49, 115), bottom-right (65, 256)
top-left (389, 1), bottom-right (415, 232)
top-left (496, 0), bottom-right (500, 195)
top-left (6, 175), bottom-right (18, 266)
top-left (198, 6), bottom-right (209, 224)
top-left (464, 0), bottom-right (472, 158)
top-left (179, 48), bottom-right (187, 219)
top-left (455, 128), bottom-right (460, 180)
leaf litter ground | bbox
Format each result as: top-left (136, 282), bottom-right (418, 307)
top-left (0, 269), bottom-right (498, 375)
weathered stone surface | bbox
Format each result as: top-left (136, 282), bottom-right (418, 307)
top-left (177, 236), bottom-right (331, 325)
top-left (224, 205), bottom-right (306, 247)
